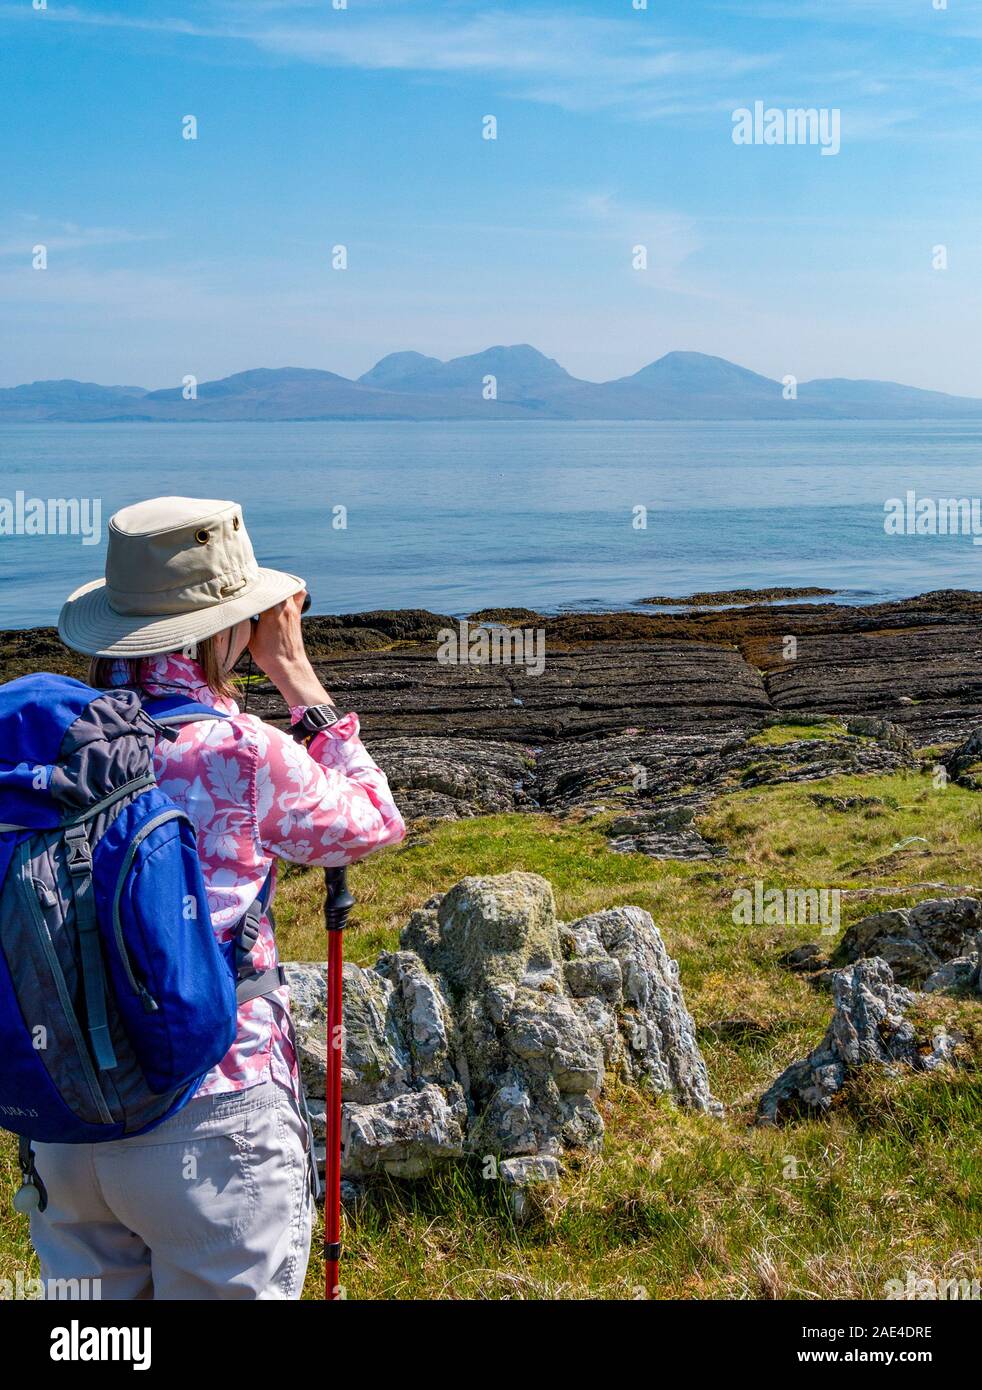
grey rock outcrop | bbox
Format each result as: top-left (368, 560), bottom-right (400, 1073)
top-left (285, 871), bottom-right (719, 1189)
top-left (756, 957), bottom-right (957, 1124)
top-left (560, 905), bottom-right (723, 1112)
top-left (606, 806), bottom-right (727, 861)
top-left (833, 897), bottom-right (982, 986)
top-left (943, 727), bottom-right (982, 789)
top-left (923, 932), bottom-right (982, 995)
top-left (845, 716), bottom-right (915, 752)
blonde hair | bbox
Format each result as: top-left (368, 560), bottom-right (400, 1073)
top-left (88, 632), bottom-right (242, 701)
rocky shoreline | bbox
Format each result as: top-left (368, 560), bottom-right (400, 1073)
top-left (3, 589), bottom-right (982, 829)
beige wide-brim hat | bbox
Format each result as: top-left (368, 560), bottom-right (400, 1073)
top-left (58, 496), bottom-right (305, 658)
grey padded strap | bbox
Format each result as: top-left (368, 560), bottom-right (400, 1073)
top-left (63, 773), bottom-right (156, 827)
top-left (64, 825), bottom-right (118, 1072)
top-left (235, 964), bottom-right (287, 1005)
top-left (234, 868), bottom-right (275, 984)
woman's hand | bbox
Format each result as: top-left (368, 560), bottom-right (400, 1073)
top-left (248, 593), bottom-right (334, 710)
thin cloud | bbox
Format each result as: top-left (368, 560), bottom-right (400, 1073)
top-left (5, 1), bottom-right (980, 133)
top-left (0, 218), bottom-right (162, 259)
top-left (0, 3), bottom-right (778, 119)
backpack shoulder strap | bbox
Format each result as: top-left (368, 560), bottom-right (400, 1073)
top-left (234, 869), bottom-right (284, 1004)
top-left (63, 824), bottom-right (118, 1073)
top-left (141, 694), bottom-right (231, 729)
top-left (140, 692), bottom-right (282, 1005)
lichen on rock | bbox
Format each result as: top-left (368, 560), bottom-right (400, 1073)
top-left (832, 897), bottom-right (982, 986)
top-left (756, 957), bottom-right (959, 1125)
top-left (285, 870), bottom-right (720, 1191)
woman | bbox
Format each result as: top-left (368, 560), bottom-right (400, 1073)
top-left (32, 495), bottom-right (405, 1299)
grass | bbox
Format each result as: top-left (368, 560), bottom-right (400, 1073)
top-left (3, 765), bottom-right (981, 1300)
top-left (748, 720), bottom-right (849, 746)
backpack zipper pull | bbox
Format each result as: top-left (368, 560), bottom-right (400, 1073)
top-left (32, 879), bottom-right (57, 911)
top-left (138, 984), bottom-right (160, 1013)
top-left (139, 709), bottom-right (179, 743)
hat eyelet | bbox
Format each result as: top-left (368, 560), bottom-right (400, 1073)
top-left (194, 528), bottom-right (210, 544)
top-left (232, 516), bottom-right (240, 531)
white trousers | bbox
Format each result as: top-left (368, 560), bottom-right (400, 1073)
top-left (30, 1080), bottom-right (314, 1301)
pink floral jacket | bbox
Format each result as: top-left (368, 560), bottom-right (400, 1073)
top-left (110, 653), bottom-right (405, 1097)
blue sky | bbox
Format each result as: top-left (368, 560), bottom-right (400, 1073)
top-left (2, 0), bottom-right (982, 392)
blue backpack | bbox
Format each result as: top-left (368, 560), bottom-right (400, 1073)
top-left (0, 674), bottom-right (280, 1212)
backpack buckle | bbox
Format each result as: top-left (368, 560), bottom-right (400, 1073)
top-left (236, 909), bottom-right (262, 979)
top-left (239, 915), bottom-right (261, 952)
top-left (64, 826), bottom-right (93, 876)
top-left (14, 1136), bottom-right (48, 1215)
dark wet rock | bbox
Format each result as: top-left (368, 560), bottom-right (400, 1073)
top-left (367, 736), bottom-right (536, 820)
top-left (640, 587), bottom-right (836, 607)
top-left (301, 609), bottom-right (456, 657)
top-left (235, 636), bottom-right (774, 744)
top-left (761, 604), bottom-right (982, 746)
top-left (467, 607), bottom-right (544, 625)
top-left (7, 591), bottom-right (982, 751)
top-left (5, 594), bottom-right (982, 835)
top-left (832, 897), bottom-right (982, 985)
top-left (0, 626), bottom-right (87, 685)
top-left (756, 957), bottom-right (957, 1124)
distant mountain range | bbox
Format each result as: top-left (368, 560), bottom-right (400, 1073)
top-left (4, 347), bottom-right (982, 422)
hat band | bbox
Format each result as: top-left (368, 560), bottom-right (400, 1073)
top-left (105, 568), bottom-right (260, 616)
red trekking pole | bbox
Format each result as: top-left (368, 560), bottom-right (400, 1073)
top-left (324, 866), bottom-right (353, 1301)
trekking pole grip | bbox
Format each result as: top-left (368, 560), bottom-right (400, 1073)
top-left (324, 866), bottom-right (354, 932)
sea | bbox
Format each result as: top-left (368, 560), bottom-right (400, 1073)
top-left (1, 418), bottom-right (982, 630)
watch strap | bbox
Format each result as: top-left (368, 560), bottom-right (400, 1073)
top-left (290, 703), bottom-right (340, 735)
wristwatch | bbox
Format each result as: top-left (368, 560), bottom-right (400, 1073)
top-left (289, 703), bottom-right (341, 742)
